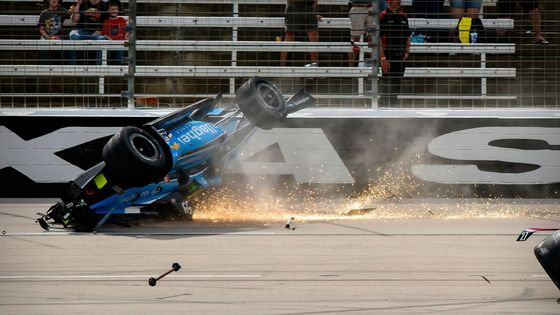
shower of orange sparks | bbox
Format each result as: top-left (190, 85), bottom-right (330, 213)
top-left (191, 187), bottom-right (559, 224)
top-left (188, 161), bottom-right (560, 224)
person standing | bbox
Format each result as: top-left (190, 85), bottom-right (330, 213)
top-left (449, 0), bottom-right (481, 42)
top-left (497, 0), bottom-right (549, 44)
top-left (379, 0), bottom-right (410, 106)
top-left (280, 0), bottom-right (322, 67)
top-left (449, 0), bottom-right (482, 19)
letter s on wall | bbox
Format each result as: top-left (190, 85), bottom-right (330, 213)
top-left (412, 127), bottom-right (560, 185)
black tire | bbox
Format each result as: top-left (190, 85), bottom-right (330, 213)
top-left (236, 76), bottom-right (288, 130)
top-left (102, 126), bottom-right (168, 188)
top-left (534, 231), bottom-right (560, 290)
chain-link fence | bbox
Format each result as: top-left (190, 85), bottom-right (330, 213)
top-left (0, 0), bottom-right (558, 108)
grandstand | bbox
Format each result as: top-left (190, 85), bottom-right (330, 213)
top-left (0, 0), bottom-right (558, 108)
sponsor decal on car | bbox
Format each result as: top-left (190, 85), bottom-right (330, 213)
top-left (152, 186), bottom-right (162, 194)
top-left (176, 124), bottom-right (220, 145)
top-left (119, 193), bottom-right (138, 204)
top-left (158, 129), bottom-right (172, 143)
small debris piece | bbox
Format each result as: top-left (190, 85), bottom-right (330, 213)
top-left (149, 262), bottom-right (182, 287)
top-left (285, 217), bottom-right (296, 230)
top-left (343, 207), bottom-right (376, 216)
top-left (481, 275), bottom-right (491, 284)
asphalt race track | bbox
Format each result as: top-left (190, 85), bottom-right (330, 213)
top-left (1, 198), bottom-right (560, 314)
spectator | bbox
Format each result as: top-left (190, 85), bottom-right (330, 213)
top-left (497, 0), bottom-right (549, 44)
top-left (101, 0), bottom-right (128, 64)
top-left (450, 0), bottom-right (482, 19)
top-left (38, 0), bottom-right (73, 64)
top-left (280, 0), bottom-right (322, 67)
top-left (69, 0), bottom-right (108, 65)
top-left (347, 0), bottom-right (378, 67)
top-left (449, 0), bottom-right (481, 42)
top-left (379, 0), bottom-right (410, 106)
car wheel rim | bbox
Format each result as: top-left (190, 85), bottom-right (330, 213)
top-left (258, 82), bottom-right (283, 111)
top-left (130, 133), bottom-right (159, 162)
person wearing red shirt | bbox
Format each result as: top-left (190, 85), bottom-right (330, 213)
top-left (101, 0), bottom-right (128, 64)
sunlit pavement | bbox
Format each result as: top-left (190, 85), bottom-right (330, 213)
top-left (1, 198), bottom-right (559, 314)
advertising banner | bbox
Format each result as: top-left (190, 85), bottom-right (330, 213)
top-left (1, 113), bottom-right (559, 197)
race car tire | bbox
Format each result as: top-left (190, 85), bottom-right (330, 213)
top-left (534, 230), bottom-right (560, 290)
top-left (102, 126), bottom-right (168, 188)
top-left (236, 76), bottom-right (287, 130)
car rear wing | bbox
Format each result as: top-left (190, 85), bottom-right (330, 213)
top-left (516, 228), bottom-right (560, 241)
top-left (286, 89), bottom-right (315, 114)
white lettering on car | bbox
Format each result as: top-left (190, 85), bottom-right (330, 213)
top-left (177, 124), bottom-right (219, 145)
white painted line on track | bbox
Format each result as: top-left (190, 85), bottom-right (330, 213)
top-left (0, 232), bottom-right (536, 237)
top-left (0, 274), bottom-right (262, 280)
top-left (2, 232), bottom-right (77, 236)
top-left (1, 232), bottom-right (277, 236)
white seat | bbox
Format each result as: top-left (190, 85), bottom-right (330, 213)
top-left (404, 67), bottom-right (516, 78)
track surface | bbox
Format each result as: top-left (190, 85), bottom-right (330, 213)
top-left (1, 198), bottom-right (560, 314)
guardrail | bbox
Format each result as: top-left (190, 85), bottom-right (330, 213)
top-left (0, 4), bottom-right (379, 108)
top-left (0, 65), bottom-right (372, 78)
top-left (4, 0), bottom-right (350, 4)
top-left (401, 0), bottom-right (497, 6)
top-left (0, 40), bottom-right (374, 103)
top-left (0, 39), bottom-right (371, 53)
top-left (402, 42), bottom-right (517, 101)
top-left (0, 15), bottom-right (351, 29)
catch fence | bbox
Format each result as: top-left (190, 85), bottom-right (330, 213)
top-left (0, 0), bottom-right (558, 108)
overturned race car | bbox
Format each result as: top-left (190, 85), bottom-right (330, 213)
top-left (37, 77), bottom-right (314, 231)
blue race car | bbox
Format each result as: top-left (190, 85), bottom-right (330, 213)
top-left (37, 77), bottom-right (314, 231)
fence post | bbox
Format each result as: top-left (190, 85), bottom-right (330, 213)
top-left (370, 0), bottom-right (380, 109)
top-left (126, 0), bottom-right (137, 109)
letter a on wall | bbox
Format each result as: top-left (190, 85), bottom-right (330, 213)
top-left (228, 128), bottom-right (354, 184)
